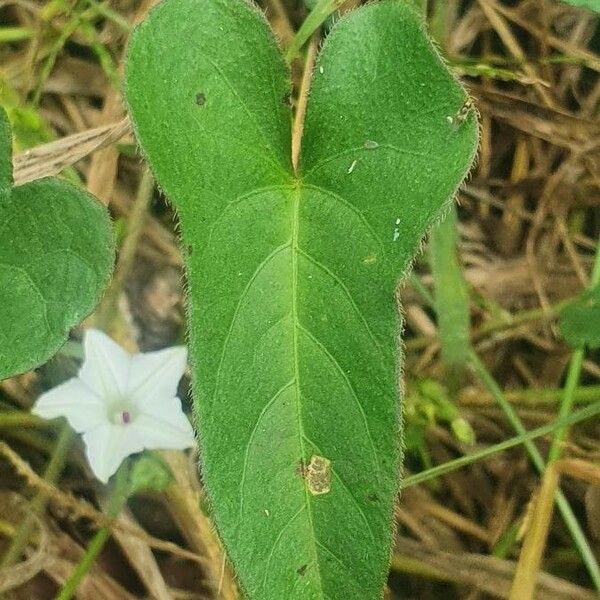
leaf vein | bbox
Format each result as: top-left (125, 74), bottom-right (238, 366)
top-left (261, 504), bottom-right (306, 595)
top-left (301, 183), bottom-right (385, 256)
top-left (238, 378), bottom-right (296, 518)
top-left (212, 241), bottom-right (291, 404)
top-left (298, 324), bottom-right (379, 469)
top-left (291, 185), bottom-right (327, 596)
top-left (205, 184), bottom-right (291, 249)
top-left (202, 53), bottom-right (289, 175)
top-left (296, 248), bottom-right (384, 358)
top-left (301, 143), bottom-right (430, 180)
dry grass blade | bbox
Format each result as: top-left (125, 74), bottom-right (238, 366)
top-left (160, 452), bottom-right (238, 600)
top-left (0, 493), bottom-right (48, 593)
top-left (393, 537), bottom-right (597, 600)
top-left (43, 524), bottom-right (139, 600)
top-left (98, 502), bottom-right (173, 600)
top-left (12, 118), bottom-right (130, 187)
top-left (511, 459), bottom-right (600, 600)
top-left (0, 442), bottom-right (210, 568)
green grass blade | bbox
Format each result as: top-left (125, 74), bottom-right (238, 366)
top-left (401, 399), bottom-right (600, 489)
top-left (429, 206), bottom-right (470, 385)
top-left (469, 350), bottom-right (600, 591)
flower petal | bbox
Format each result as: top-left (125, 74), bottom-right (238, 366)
top-left (128, 346), bottom-right (187, 407)
top-left (82, 424), bottom-right (145, 483)
top-left (32, 378), bottom-right (106, 433)
top-left (79, 329), bottom-right (131, 399)
top-left (132, 397), bottom-right (195, 451)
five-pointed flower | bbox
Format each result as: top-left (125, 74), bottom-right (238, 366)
top-left (32, 329), bottom-right (195, 483)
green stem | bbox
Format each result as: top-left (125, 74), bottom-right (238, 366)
top-left (0, 27), bottom-right (33, 43)
top-left (408, 273), bottom-right (434, 306)
top-left (85, 0), bottom-right (132, 32)
top-left (55, 462), bottom-right (130, 600)
top-left (1, 424), bottom-right (74, 567)
top-left (547, 238), bottom-right (600, 463)
top-left (469, 350), bottom-right (600, 592)
top-left (33, 1), bottom-right (88, 105)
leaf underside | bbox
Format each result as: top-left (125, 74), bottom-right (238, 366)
top-left (125, 1), bottom-right (478, 598)
top-left (0, 109), bottom-right (114, 381)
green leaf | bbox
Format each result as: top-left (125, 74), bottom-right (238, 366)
top-left (125, 1), bottom-right (478, 598)
top-left (0, 109), bottom-right (114, 380)
top-left (559, 284), bottom-right (600, 349)
top-left (560, 0), bottom-right (600, 13)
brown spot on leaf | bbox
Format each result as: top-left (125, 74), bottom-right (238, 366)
top-left (296, 564), bottom-right (308, 576)
top-left (195, 92), bottom-right (206, 106)
top-left (367, 492), bottom-right (379, 503)
top-left (305, 455), bottom-right (331, 496)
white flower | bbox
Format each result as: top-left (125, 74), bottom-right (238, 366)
top-left (33, 329), bottom-right (195, 483)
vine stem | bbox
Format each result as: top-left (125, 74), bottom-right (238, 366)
top-left (55, 462), bottom-right (130, 600)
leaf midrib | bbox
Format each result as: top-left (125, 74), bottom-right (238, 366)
top-left (206, 182), bottom-right (383, 595)
top-left (290, 181), bottom-right (327, 597)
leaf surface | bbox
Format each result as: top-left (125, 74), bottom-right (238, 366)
top-left (559, 284), bottom-right (600, 349)
top-left (125, 1), bottom-right (478, 598)
top-left (0, 110), bottom-right (114, 380)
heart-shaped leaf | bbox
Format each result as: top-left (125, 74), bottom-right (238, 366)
top-left (0, 109), bottom-right (114, 380)
top-left (125, 1), bottom-right (478, 598)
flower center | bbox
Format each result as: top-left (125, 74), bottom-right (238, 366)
top-left (108, 401), bottom-right (137, 426)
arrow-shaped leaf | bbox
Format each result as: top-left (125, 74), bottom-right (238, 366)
top-left (125, 1), bottom-right (478, 598)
